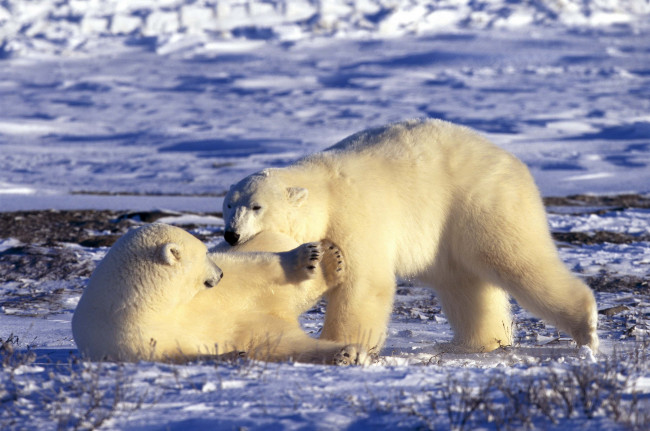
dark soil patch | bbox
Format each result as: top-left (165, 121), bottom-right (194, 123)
top-left (543, 193), bottom-right (650, 209)
top-left (0, 210), bottom-right (130, 247)
top-left (1, 194), bottom-right (647, 249)
top-left (585, 274), bottom-right (649, 293)
top-left (552, 231), bottom-right (650, 245)
top-left (0, 244), bottom-right (96, 283)
top-left (0, 209), bottom-right (223, 248)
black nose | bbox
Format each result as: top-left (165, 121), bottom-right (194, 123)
top-left (204, 270), bottom-right (223, 288)
top-left (224, 230), bottom-right (240, 246)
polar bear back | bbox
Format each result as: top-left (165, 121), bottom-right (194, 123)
top-left (319, 119), bottom-right (527, 185)
top-left (286, 119), bottom-right (539, 276)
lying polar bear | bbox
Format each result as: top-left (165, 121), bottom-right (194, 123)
top-left (72, 223), bottom-right (367, 365)
top-left (222, 119), bottom-right (599, 354)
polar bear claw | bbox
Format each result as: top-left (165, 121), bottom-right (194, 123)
top-left (333, 344), bottom-right (371, 366)
top-left (296, 242), bottom-right (323, 277)
top-left (320, 240), bottom-right (346, 286)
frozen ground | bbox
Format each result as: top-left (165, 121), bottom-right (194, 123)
top-left (1, 0), bottom-right (649, 209)
top-left (1, 0), bottom-right (649, 429)
top-left (1, 202), bottom-right (649, 430)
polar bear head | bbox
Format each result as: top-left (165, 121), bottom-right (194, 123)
top-left (223, 169), bottom-right (308, 246)
top-left (72, 223), bottom-right (223, 360)
top-left (92, 223), bottom-right (223, 310)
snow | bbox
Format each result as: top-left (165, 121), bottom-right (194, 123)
top-left (561, 242), bottom-right (650, 279)
top-left (1, 0), bottom-right (650, 429)
top-left (549, 209), bottom-right (650, 236)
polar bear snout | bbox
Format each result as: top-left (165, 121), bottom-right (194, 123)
top-left (205, 259), bottom-right (224, 288)
top-left (204, 272), bottom-right (222, 288)
top-left (224, 230), bottom-right (240, 246)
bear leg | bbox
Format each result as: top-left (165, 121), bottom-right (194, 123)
top-left (426, 268), bottom-right (513, 352)
top-left (491, 258), bottom-right (599, 351)
top-left (248, 322), bottom-right (372, 365)
top-left (461, 193), bottom-right (599, 352)
top-left (470, 224), bottom-right (599, 352)
top-left (320, 268), bottom-right (395, 353)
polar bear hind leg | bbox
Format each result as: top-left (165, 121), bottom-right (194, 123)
top-left (424, 259), bottom-right (513, 353)
top-left (468, 208), bottom-right (599, 352)
top-left (486, 250), bottom-right (599, 351)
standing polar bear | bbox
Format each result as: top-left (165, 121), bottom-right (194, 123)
top-left (72, 223), bottom-right (368, 364)
top-left (222, 119), bottom-right (599, 354)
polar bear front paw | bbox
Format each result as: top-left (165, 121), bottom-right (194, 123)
top-left (320, 240), bottom-right (346, 286)
top-left (296, 242), bottom-right (323, 278)
top-left (333, 344), bottom-right (371, 366)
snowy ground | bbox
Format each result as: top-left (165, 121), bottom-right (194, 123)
top-left (1, 1), bottom-right (650, 429)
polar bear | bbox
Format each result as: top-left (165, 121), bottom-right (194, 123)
top-left (72, 223), bottom-right (367, 364)
top-left (222, 119), bottom-right (599, 354)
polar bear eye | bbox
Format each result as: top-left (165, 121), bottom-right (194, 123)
top-left (251, 205), bottom-right (262, 211)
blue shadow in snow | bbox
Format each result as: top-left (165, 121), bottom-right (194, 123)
top-left (185, 53), bottom-right (260, 64)
top-left (123, 35), bottom-right (159, 52)
top-left (159, 139), bottom-right (302, 158)
top-left (604, 154), bottom-right (647, 168)
top-left (423, 76), bottom-right (466, 89)
top-left (419, 32), bottom-right (478, 43)
top-left (319, 72), bottom-right (384, 89)
top-left (343, 50), bottom-right (488, 70)
top-left (50, 97), bottom-right (95, 107)
top-left (134, 418), bottom-right (270, 431)
top-left (31, 347), bottom-right (79, 365)
top-left (538, 162), bottom-right (586, 171)
top-left (64, 82), bottom-right (112, 92)
top-left (565, 122), bottom-right (650, 141)
top-left (170, 74), bottom-right (236, 92)
top-left (419, 108), bottom-right (521, 134)
top-left (556, 54), bottom-right (610, 65)
top-left (54, 132), bottom-right (147, 143)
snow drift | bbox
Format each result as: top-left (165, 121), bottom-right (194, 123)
top-left (1, 0), bottom-right (650, 57)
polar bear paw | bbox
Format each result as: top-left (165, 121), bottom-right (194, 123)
top-left (333, 344), bottom-right (371, 366)
top-left (296, 242), bottom-right (323, 278)
top-left (320, 240), bottom-right (346, 286)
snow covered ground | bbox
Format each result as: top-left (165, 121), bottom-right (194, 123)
top-left (1, 1), bottom-right (649, 429)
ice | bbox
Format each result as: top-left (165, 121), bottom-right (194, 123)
top-left (144, 10), bottom-right (181, 36)
top-left (156, 213), bottom-right (224, 226)
top-left (559, 242), bottom-right (650, 278)
top-left (0, 1), bottom-right (648, 58)
top-left (110, 14), bottom-right (142, 35)
top-left (549, 209), bottom-right (650, 236)
top-left (0, 183), bottom-right (36, 195)
top-left (180, 5), bottom-right (217, 33)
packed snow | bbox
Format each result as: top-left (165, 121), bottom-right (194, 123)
top-left (1, 0), bottom-right (649, 429)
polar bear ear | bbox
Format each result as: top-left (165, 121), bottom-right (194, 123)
top-left (260, 168), bottom-right (277, 177)
top-left (286, 187), bottom-right (308, 207)
top-left (159, 243), bottom-right (182, 266)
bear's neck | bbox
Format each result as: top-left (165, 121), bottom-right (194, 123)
top-left (278, 164), bottom-right (331, 243)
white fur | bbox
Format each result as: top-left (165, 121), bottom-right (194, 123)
top-left (72, 224), bottom-right (367, 364)
top-left (223, 119), bottom-right (599, 353)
